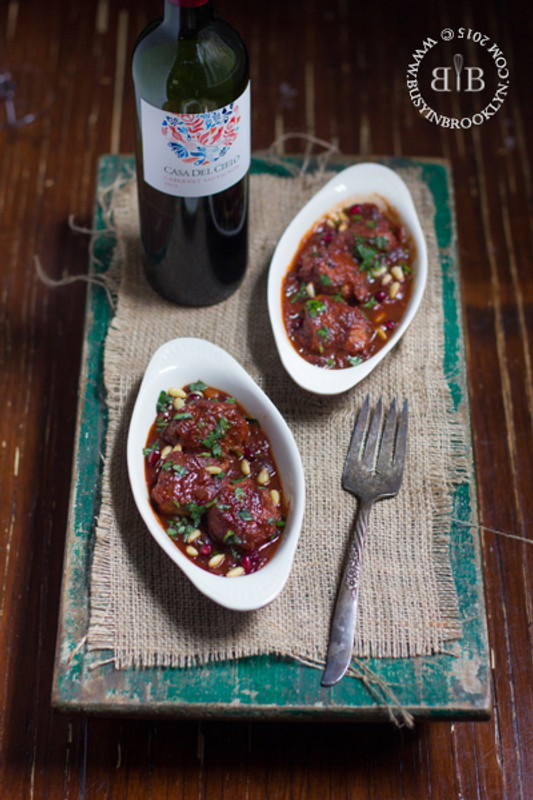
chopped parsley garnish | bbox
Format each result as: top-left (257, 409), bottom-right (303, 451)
top-left (167, 509), bottom-right (202, 541)
top-left (161, 461), bottom-right (188, 477)
top-left (366, 219), bottom-right (377, 228)
top-left (234, 486), bottom-right (246, 501)
top-left (143, 441), bottom-right (160, 457)
top-left (305, 298), bottom-right (326, 318)
top-left (348, 355), bottom-right (363, 366)
top-left (363, 297), bottom-right (377, 309)
top-left (156, 390), bottom-right (173, 412)
top-left (188, 380), bottom-right (208, 392)
top-left (174, 411), bottom-right (193, 420)
top-left (317, 326), bottom-right (330, 342)
top-left (369, 235), bottom-right (390, 251)
top-left (354, 242), bottom-right (378, 273)
top-left (319, 274), bottom-right (333, 286)
top-left (289, 283), bottom-right (309, 304)
top-left (238, 508), bottom-right (254, 521)
top-left (183, 502), bottom-right (208, 527)
top-left (201, 416), bottom-right (231, 458)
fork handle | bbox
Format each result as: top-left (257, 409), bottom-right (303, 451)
top-left (322, 499), bottom-right (373, 687)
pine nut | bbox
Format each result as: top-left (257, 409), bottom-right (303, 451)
top-left (173, 397), bottom-right (185, 411)
top-left (338, 210), bottom-right (349, 222)
top-left (161, 445), bottom-right (172, 458)
top-left (389, 281), bottom-right (401, 299)
top-left (257, 467), bottom-right (270, 486)
top-left (208, 553), bottom-right (225, 569)
top-left (305, 282), bottom-right (316, 298)
top-left (338, 221), bottom-right (349, 232)
top-left (241, 459), bottom-right (251, 476)
top-left (270, 489), bottom-right (280, 505)
top-left (377, 327), bottom-right (387, 341)
top-left (205, 465), bottom-right (223, 475)
top-left (326, 218), bottom-right (336, 228)
top-left (187, 529), bottom-right (201, 543)
top-left (371, 265), bottom-right (387, 277)
top-left (185, 545), bottom-right (198, 557)
top-left (172, 444), bottom-right (182, 452)
top-left (168, 386), bottom-right (187, 398)
top-left (391, 266), bottom-right (404, 282)
top-left (226, 566), bottom-right (245, 578)
top-left (381, 273), bottom-right (392, 286)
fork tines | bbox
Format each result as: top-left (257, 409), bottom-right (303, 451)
top-left (342, 396), bottom-right (408, 496)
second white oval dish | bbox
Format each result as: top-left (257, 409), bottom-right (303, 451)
top-left (267, 162), bottom-right (428, 395)
top-left (127, 337), bottom-right (305, 612)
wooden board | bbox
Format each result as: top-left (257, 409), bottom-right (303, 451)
top-left (52, 154), bottom-right (490, 721)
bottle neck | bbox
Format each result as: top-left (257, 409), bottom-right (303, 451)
top-left (164, 0), bottom-right (214, 32)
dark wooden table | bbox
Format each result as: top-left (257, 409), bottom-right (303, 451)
top-left (1, 0), bottom-right (531, 797)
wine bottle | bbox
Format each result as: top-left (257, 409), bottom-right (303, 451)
top-left (132, 0), bottom-right (250, 306)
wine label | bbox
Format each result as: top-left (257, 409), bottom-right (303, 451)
top-left (141, 82), bottom-right (251, 198)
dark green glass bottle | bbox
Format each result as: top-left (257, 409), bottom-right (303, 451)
top-left (132, 0), bottom-right (250, 306)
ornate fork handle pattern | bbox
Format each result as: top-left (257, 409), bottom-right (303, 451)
top-left (322, 499), bottom-right (373, 686)
top-left (322, 398), bottom-right (408, 687)
top-left (344, 500), bottom-right (372, 597)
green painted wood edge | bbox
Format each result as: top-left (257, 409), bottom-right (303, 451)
top-left (52, 155), bottom-right (490, 720)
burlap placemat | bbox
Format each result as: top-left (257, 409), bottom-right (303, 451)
top-left (87, 163), bottom-right (468, 669)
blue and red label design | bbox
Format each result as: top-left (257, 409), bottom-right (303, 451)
top-left (141, 83), bottom-right (250, 197)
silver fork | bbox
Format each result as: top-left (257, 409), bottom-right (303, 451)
top-left (322, 396), bottom-right (409, 687)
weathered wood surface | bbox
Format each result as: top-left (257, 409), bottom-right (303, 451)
top-left (1, 0), bottom-right (531, 797)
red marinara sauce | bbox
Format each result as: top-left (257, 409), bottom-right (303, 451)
top-left (143, 381), bottom-right (287, 577)
top-left (281, 201), bottom-right (416, 369)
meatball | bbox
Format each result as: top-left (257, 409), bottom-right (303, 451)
top-left (297, 243), bottom-right (372, 303)
top-left (161, 397), bottom-right (249, 454)
top-left (207, 479), bottom-right (282, 553)
top-left (301, 295), bottom-right (375, 357)
top-left (350, 220), bottom-right (399, 252)
top-left (151, 450), bottom-right (226, 515)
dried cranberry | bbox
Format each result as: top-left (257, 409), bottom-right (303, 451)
top-left (385, 320), bottom-right (395, 330)
top-left (148, 450), bottom-right (160, 467)
top-left (200, 543), bottom-right (212, 556)
top-left (241, 551), bottom-right (260, 574)
top-left (375, 290), bottom-right (387, 303)
top-left (321, 233), bottom-right (333, 244)
top-left (187, 392), bottom-right (202, 402)
top-left (348, 204), bottom-right (362, 215)
top-left (291, 316), bottom-right (304, 331)
top-left (243, 446), bottom-right (256, 462)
